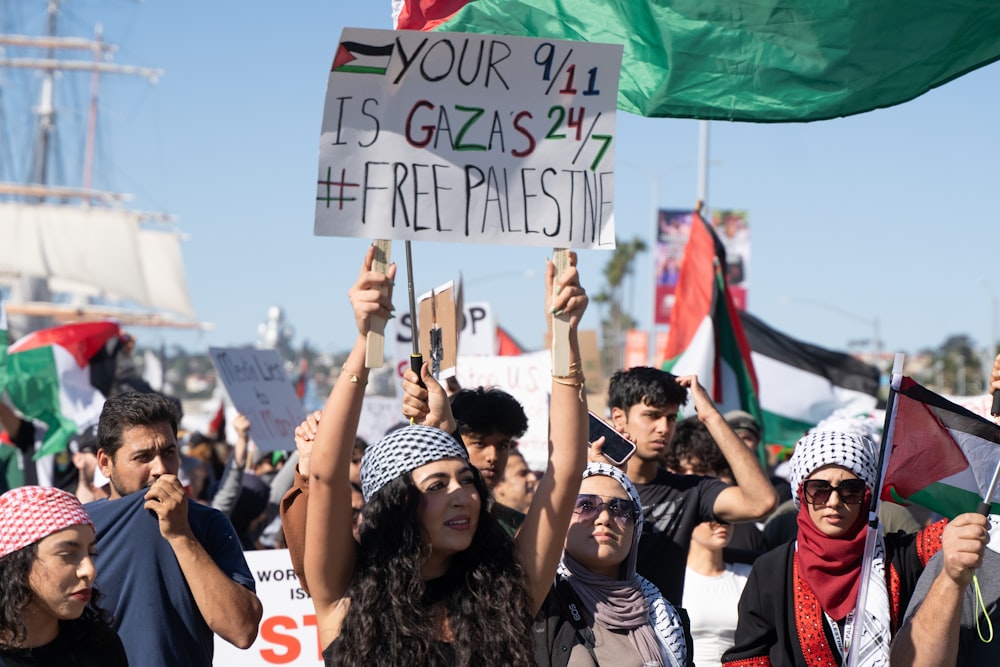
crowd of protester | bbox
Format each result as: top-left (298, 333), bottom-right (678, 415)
top-left (0, 249), bottom-right (999, 665)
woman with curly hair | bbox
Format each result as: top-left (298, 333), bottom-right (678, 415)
top-left (0, 485), bottom-right (126, 666)
top-left (305, 246), bottom-right (589, 666)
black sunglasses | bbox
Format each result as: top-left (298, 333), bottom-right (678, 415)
top-left (802, 479), bottom-right (867, 505)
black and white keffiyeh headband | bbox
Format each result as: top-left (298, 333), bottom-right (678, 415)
top-left (788, 429), bottom-right (879, 508)
top-left (360, 424), bottom-right (469, 501)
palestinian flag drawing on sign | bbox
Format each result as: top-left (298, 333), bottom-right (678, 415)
top-left (392, 0), bottom-right (1000, 122)
top-left (332, 41), bottom-right (395, 75)
top-left (881, 376), bottom-right (1000, 519)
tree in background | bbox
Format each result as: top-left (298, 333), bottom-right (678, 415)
top-left (593, 236), bottom-right (647, 376)
top-left (915, 334), bottom-right (988, 395)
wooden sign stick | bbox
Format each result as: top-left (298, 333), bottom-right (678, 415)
top-left (550, 248), bottom-right (571, 376)
top-left (365, 239), bottom-right (391, 369)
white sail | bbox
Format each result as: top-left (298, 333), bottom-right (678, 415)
top-left (0, 201), bottom-right (195, 318)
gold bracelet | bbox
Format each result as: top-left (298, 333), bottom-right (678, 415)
top-left (552, 368), bottom-right (583, 380)
top-left (552, 374), bottom-right (586, 402)
top-left (341, 366), bottom-right (367, 386)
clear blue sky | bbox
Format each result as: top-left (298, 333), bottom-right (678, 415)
top-left (10, 1), bottom-right (1000, 360)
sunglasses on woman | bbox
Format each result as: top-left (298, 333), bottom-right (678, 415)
top-left (573, 494), bottom-right (641, 526)
top-left (802, 478), bottom-right (867, 505)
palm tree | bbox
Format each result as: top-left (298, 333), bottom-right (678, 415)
top-left (594, 236), bottom-right (647, 375)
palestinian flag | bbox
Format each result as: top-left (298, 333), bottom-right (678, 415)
top-left (739, 311), bottom-right (880, 449)
top-left (392, 0), bottom-right (1000, 122)
top-left (4, 321), bottom-right (121, 458)
top-left (332, 41), bottom-right (394, 75)
top-left (881, 376), bottom-right (1000, 518)
top-left (662, 211), bottom-right (761, 429)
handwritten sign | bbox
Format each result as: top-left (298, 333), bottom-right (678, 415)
top-left (417, 281), bottom-right (458, 380)
top-left (315, 28), bottom-right (622, 249)
top-left (214, 549), bottom-right (322, 666)
top-left (209, 347), bottom-right (304, 452)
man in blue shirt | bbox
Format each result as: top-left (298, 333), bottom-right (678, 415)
top-left (88, 392), bottom-right (262, 667)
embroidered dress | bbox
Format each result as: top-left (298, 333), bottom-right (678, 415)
top-left (721, 521), bottom-right (944, 667)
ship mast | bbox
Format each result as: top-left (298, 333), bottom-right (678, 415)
top-left (0, 0), bottom-right (162, 203)
top-left (0, 2), bottom-right (204, 333)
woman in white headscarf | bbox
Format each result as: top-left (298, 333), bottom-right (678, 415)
top-left (535, 462), bottom-right (688, 666)
top-left (722, 424), bottom-right (946, 667)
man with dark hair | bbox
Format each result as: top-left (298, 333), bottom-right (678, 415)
top-left (449, 386), bottom-right (529, 533)
top-left (493, 449), bottom-right (537, 514)
top-left (450, 387), bottom-right (529, 488)
top-left (608, 366), bottom-right (777, 606)
top-left (87, 392), bottom-right (262, 667)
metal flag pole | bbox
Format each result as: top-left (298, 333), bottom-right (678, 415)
top-left (978, 459), bottom-right (1000, 516)
top-left (845, 353), bottom-right (905, 667)
top-left (404, 241), bottom-right (424, 386)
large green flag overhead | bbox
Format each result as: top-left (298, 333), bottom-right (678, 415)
top-left (412, 0), bottom-right (1000, 122)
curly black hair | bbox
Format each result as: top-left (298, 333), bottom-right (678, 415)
top-left (0, 544), bottom-right (114, 650)
top-left (450, 387), bottom-right (528, 440)
top-left (327, 468), bottom-right (536, 666)
top-left (608, 366), bottom-right (688, 413)
top-left (663, 416), bottom-right (732, 479)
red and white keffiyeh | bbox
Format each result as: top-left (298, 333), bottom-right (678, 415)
top-left (0, 486), bottom-right (94, 558)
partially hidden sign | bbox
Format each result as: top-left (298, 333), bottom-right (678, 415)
top-left (315, 28), bottom-right (623, 248)
top-left (209, 347), bottom-right (304, 453)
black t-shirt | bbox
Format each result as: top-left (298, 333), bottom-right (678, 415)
top-left (634, 468), bottom-right (727, 606)
top-left (0, 616), bottom-right (128, 667)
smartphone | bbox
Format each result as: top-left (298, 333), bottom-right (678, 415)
top-left (588, 412), bottom-right (637, 465)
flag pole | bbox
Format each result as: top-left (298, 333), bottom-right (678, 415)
top-left (404, 241), bottom-right (424, 388)
top-left (845, 353), bottom-right (905, 667)
top-left (978, 459), bottom-right (1000, 516)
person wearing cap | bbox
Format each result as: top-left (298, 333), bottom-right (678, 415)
top-left (723, 409), bottom-right (792, 503)
top-left (722, 422), bottom-right (947, 666)
top-left (304, 247), bottom-right (589, 665)
top-left (0, 486), bottom-right (127, 665)
top-left (86, 392), bottom-right (262, 667)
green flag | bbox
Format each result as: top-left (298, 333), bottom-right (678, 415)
top-left (417, 0), bottom-right (1000, 121)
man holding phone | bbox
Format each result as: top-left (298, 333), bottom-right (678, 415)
top-left (606, 366), bottom-right (778, 606)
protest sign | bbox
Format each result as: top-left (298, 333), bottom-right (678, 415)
top-left (458, 301), bottom-right (497, 356)
top-left (455, 351), bottom-right (551, 469)
top-left (214, 549), bottom-right (321, 666)
top-left (358, 395), bottom-right (405, 444)
top-left (316, 28), bottom-right (623, 249)
top-left (209, 347), bottom-right (303, 452)
top-left (417, 281), bottom-right (458, 379)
